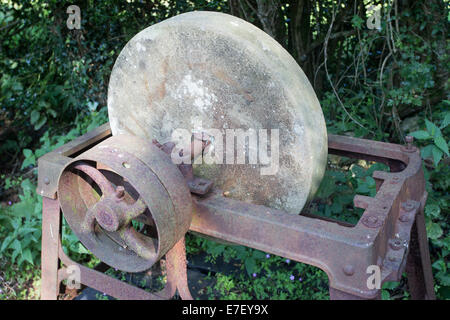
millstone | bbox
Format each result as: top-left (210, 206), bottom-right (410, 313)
top-left (108, 11), bottom-right (327, 214)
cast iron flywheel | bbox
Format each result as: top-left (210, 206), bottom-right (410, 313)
top-left (58, 135), bottom-right (192, 272)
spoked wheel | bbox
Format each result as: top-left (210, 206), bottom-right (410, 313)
top-left (58, 134), bottom-right (193, 273)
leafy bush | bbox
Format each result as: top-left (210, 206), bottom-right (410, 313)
top-left (410, 113), bottom-right (450, 298)
top-left (0, 179), bottom-right (41, 267)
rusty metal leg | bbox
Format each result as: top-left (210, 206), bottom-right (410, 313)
top-left (405, 200), bottom-right (436, 300)
top-left (41, 197), bottom-right (61, 300)
top-left (166, 237), bottom-right (193, 300)
top-left (329, 287), bottom-right (381, 300)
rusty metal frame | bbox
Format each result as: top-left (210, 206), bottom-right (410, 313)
top-left (38, 123), bottom-right (436, 300)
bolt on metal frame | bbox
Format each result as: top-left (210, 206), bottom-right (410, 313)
top-left (37, 123), bottom-right (436, 300)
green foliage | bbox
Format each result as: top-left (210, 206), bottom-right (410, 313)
top-left (95, 292), bottom-right (111, 300)
top-left (0, 262), bottom-right (41, 299)
top-left (0, 179), bottom-right (41, 267)
top-left (314, 160), bottom-right (388, 224)
top-left (410, 115), bottom-right (450, 166)
top-left (191, 236), bottom-right (329, 300)
top-left (406, 112), bottom-right (449, 299)
top-left (0, 178), bottom-right (98, 268)
top-left (0, 108), bottom-right (107, 299)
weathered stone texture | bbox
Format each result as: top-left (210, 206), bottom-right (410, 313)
top-left (108, 11), bottom-right (327, 214)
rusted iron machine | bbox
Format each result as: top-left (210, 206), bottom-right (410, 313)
top-left (38, 12), bottom-right (436, 300)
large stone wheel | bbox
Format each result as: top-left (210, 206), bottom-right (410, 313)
top-left (108, 11), bottom-right (327, 214)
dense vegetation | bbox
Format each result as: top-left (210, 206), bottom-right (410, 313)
top-left (0, 0), bottom-right (448, 299)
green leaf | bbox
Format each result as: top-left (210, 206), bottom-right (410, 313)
top-left (22, 249), bottom-right (34, 265)
top-left (367, 162), bottom-right (389, 176)
top-left (21, 155), bottom-right (35, 169)
top-left (233, 245), bottom-right (247, 259)
top-left (18, 227), bottom-right (38, 235)
top-left (440, 112), bottom-right (450, 129)
top-left (421, 145), bottom-right (433, 159)
top-left (382, 281), bottom-right (398, 290)
top-left (12, 81), bottom-right (23, 92)
top-left (0, 235), bottom-right (13, 252)
top-left (21, 149), bottom-right (36, 169)
top-left (329, 170), bottom-right (347, 182)
top-left (10, 239), bottom-right (21, 252)
top-left (21, 178), bottom-right (35, 193)
top-left (8, 197), bottom-right (35, 219)
top-left (11, 248), bottom-right (19, 264)
top-left (34, 115), bottom-right (47, 130)
top-left (425, 204), bottom-right (441, 218)
top-left (366, 176), bottom-right (376, 188)
top-left (351, 15), bottom-right (364, 29)
top-left (244, 257), bottom-right (256, 276)
top-left (75, 243), bottom-right (89, 255)
top-left (432, 259), bottom-right (445, 271)
top-left (330, 201), bottom-right (343, 213)
top-left (316, 174), bottom-right (335, 199)
top-left (432, 146), bottom-right (443, 166)
top-left (30, 110), bottom-right (40, 125)
top-left (434, 135), bottom-right (449, 156)
top-left (436, 272), bottom-right (450, 286)
top-left (351, 165), bottom-right (367, 178)
top-left (355, 182), bottom-right (370, 194)
top-left (23, 148), bottom-right (32, 158)
top-left (252, 251), bottom-right (266, 260)
top-left (425, 119), bottom-right (442, 138)
top-left (208, 244), bottom-right (225, 256)
top-left (48, 109), bottom-right (58, 118)
top-left (409, 130), bottom-right (430, 140)
top-left (426, 220), bottom-right (443, 240)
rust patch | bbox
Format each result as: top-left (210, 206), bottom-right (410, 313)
top-left (143, 58), bottom-right (168, 105)
top-left (212, 68), bottom-right (254, 102)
